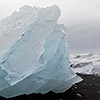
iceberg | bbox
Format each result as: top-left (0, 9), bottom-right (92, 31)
top-left (0, 5), bottom-right (82, 98)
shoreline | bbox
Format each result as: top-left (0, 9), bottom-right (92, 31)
top-left (0, 74), bottom-right (100, 100)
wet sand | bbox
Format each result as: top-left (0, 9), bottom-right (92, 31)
top-left (0, 74), bottom-right (100, 100)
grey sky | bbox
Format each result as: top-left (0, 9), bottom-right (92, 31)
top-left (0, 0), bottom-right (100, 54)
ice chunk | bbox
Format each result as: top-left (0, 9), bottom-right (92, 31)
top-left (71, 62), bottom-right (93, 74)
top-left (70, 53), bottom-right (100, 75)
top-left (0, 5), bottom-right (82, 98)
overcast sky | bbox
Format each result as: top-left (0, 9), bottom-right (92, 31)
top-left (0, 0), bottom-right (100, 54)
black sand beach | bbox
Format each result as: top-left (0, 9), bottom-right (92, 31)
top-left (0, 74), bottom-right (100, 100)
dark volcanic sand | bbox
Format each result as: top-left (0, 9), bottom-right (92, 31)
top-left (0, 74), bottom-right (100, 100)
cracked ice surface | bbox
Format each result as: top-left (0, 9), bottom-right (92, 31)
top-left (0, 5), bottom-right (82, 98)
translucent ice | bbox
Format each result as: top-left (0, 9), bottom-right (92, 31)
top-left (0, 5), bottom-right (82, 98)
